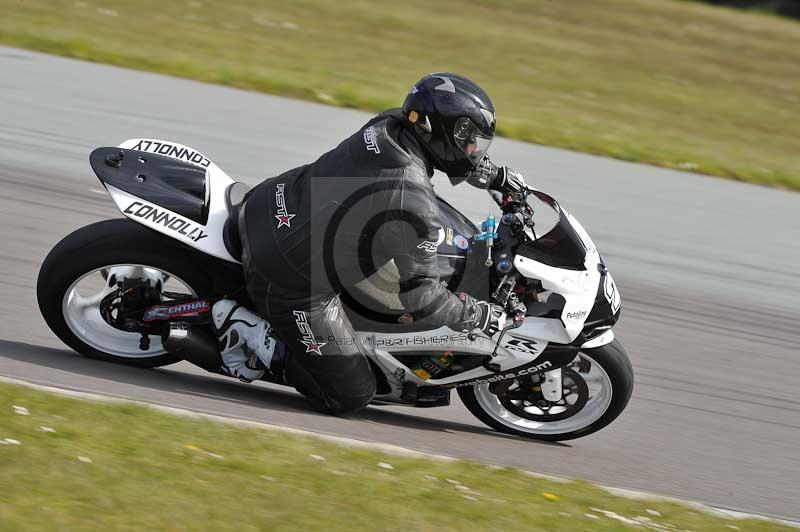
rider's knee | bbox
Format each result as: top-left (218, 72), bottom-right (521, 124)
top-left (324, 379), bottom-right (376, 415)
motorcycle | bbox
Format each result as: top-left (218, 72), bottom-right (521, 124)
top-left (37, 138), bottom-right (633, 441)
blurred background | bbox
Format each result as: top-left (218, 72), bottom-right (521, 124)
top-left (1, 0), bottom-right (798, 188)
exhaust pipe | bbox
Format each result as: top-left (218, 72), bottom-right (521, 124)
top-left (162, 322), bottom-right (224, 374)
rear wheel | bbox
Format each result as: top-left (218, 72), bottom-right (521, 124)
top-left (458, 339), bottom-right (633, 441)
top-left (37, 219), bottom-right (237, 367)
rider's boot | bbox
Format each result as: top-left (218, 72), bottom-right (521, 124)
top-left (212, 299), bottom-right (276, 383)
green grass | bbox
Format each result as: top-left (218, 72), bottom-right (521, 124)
top-left (0, 381), bottom-right (793, 531)
top-left (0, 0), bottom-right (799, 190)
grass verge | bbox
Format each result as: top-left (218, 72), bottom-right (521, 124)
top-left (0, 381), bottom-right (794, 531)
top-left (0, 0), bottom-right (799, 190)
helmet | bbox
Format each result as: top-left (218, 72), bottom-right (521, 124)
top-left (401, 73), bottom-right (496, 184)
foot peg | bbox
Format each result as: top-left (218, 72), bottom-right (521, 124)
top-left (400, 381), bottom-right (450, 407)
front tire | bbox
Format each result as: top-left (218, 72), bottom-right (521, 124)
top-left (37, 219), bottom-right (238, 368)
top-left (458, 339), bottom-right (634, 441)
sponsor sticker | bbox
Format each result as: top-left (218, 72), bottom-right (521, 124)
top-left (391, 367), bottom-right (406, 383)
top-left (142, 300), bottom-right (211, 322)
top-left (565, 309), bottom-right (588, 321)
top-left (445, 228), bottom-right (454, 246)
top-left (453, 360), bottom-right (553, 388)
top-left (503, 337), bottom-right (540, 355)
top-left (397, 313), bottom-right (414, 324)
top-left (368, 332), bottom-right (479, 348)
top-left (131, 140), bottom-right (210, 168)
top-left (123, 201), bottom-right (207, 242)
top-left (453, 235), bottom-right (470, 251)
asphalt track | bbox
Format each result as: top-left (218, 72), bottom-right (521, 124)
top-left (1, 47), bottom-right (798, 520)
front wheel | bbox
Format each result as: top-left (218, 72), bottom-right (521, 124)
top-left (37, 219), bottom-right (236, 368)
top-left (458, 339), bottom-right (633, 441)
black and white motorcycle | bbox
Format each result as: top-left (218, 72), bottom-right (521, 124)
top-left (37, 139), bottom-right (633, 441)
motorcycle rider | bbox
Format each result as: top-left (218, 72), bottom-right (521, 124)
top-left (212, 73), bottom-right (527, 414)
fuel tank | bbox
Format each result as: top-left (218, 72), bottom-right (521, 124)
top-left (343, 196), bottom-right (490, 332)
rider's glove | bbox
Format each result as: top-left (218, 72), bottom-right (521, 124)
top-left (455, 293), bottom-right (506, 337)
top-left (475, 300), bottom-right (507, 337)
top-left (492, 166), bottom-right (527, 195)
top-left (465, 155), bottom-right (500, 189)
top-left (465, 155), bottom-right (528, 195)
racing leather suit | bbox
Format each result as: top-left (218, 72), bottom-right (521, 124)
top-left (239, 109), bottom-right (504, 414)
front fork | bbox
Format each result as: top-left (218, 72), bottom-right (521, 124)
top-left (540, 369), bottom-right (563, 402)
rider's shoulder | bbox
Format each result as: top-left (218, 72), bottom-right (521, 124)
top-left (350, 116), bottom-right (417, 170)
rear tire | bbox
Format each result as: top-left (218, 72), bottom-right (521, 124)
top-left (458, 339), bottom-right (634, 441)
top-left (37, 219), bottom-right (239, 368)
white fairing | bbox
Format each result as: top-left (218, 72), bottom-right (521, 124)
top-left (581, 328), bottom-right (615, 349)
top-left (363, 203), bottom-right (616, 399)
top-left (107, 139), bottom-right (239, 263)
top-left (358, 326), bottom-right (551, 392)
top-left (512, 210), bottom-right (602, 345)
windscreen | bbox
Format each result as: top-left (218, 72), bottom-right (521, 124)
top-left (517, 191), bottom-right (588, 271)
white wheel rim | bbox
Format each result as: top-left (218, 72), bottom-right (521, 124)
top-left (62, 264), bottom-right (197, 358)
top-left (473, 352), bottom-right (613, 436)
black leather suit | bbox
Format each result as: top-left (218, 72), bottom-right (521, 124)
top-left (239, 110), bottom-right (492, 413)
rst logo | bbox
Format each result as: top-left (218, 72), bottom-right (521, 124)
top-left (293, 310), bottom-right (326, 355)
top-left (123, 201), bottom-right (207, 242)
top-left (131, 140), bottom-right (211, 168)
top-left (416, 240), bottom-right (438, 253)
top-left (363, 126), bottom-right (381, 154)
top-left (274, 183), bottom-right (295, 229)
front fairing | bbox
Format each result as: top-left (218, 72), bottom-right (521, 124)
top-left (508, 191), bottom-right (621, 345)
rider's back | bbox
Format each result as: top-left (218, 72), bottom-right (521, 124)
top-left (243, 111), bottom-right (438, 293)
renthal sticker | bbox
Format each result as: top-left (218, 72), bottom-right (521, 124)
top-left (131, 140), bottom-right (210, 168)
top-left (363, 126), bottom-right (380, 154)
top-left (142, 300), bottom-right (211, 322)
top-left (274, 183), bottom-right (296, 229)
top-left (293, 310), bottom-right (326, 355)
top-left (453, 360), bottom-right (553, 388)
top-left (604, 273), bottom-right (621, 313)
top-left (417, 240), bottom-right (438, 253)
top-left (123, 201), bottom-right (207, 242)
